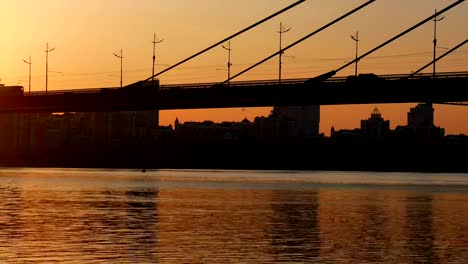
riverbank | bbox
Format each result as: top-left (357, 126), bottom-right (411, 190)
top-left (2, 141), bottom-right (467, 173)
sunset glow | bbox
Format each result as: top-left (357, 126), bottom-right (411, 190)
top-left (1, 0), bottom-right (467, 135)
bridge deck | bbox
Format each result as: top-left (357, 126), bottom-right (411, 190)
top-left (0, 71), bottom-right (467, 113)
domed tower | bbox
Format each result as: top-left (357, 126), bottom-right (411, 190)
top-left (370, 108), bottom-right (382, 120)
top-left (361, 107), bottom-right (390, 137)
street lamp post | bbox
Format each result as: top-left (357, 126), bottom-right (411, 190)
top-left (45, 43), bottom-right (55, 94)
top-left (22, 56), bottom-right (32, 95)
top-left (152, 33), bottom-right (164, 88)
top-left (113, 49), bottom-right (124, 88)
top-left (222, 41), bottom-right (232, 87)
top-left (351, 31), bottom-right (359, 77)
top-left (152, 34), bottom-right (164, 128)
top-left (433, 9), bottom-right (445, 79)
top-left (278, 22), bottom-right (291, 85)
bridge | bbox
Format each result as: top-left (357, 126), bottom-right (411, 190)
top-left (0, 0), bottom-right (466, 113)
top-left (0, 71), bottom-right (467, 113)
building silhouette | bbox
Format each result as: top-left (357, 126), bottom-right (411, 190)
top-left (271, 105), bottom-right (320, 137)
top-left (408, 103), bottom-right (434, 128)
top-left (360, 108), bottom-right (390, 138)
top-left (0, 102), bottom-right (465, 171)
top-left (395, 103), bottom-right (445, 144)
top-left (331, 107), bottom-right (390, 140)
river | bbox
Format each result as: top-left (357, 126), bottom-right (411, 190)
top-left (0, 168), bottom-right (467, 263)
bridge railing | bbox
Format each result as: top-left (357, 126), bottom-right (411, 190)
top-left (24, 71), bottom-right (468, 96)
top-left (25, 87), bottom-right (120, 96)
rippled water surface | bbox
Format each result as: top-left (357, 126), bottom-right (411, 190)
top-left (0, 168), bottom-right (467, 263)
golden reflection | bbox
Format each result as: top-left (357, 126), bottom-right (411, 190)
top-left (431, 193), bottom-right (468, 263)
top-left (318, 189), bottom-right (410, 263)
top-left (1, 171), bottom-right (468, 263)
top-left (269, 190), bottom-right (320, 262)
top-left (0, 185), bottom-right (159, 262)
top-left (155, 188), bottom-right (275, 263)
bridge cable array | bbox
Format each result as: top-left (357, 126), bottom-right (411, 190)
top-left (438, 102), bottom-right (468, 106)
top-left (310, 0), bottom-right (465, 82)
top-left (126, 0), bottom-right (307, 88)
top-left (222, 0), bottom-right (377, 84)
top-left (409, 38), bottom-right (468, 77)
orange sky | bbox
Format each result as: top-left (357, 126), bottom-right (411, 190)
top-left (0, 0), bottom-right (467, 135)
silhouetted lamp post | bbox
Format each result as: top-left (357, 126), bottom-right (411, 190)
top-left (278, 22), bottom-right (291, 85)
top-left (152, 33), bottom-right (164, 88)
top-left (433, 9), bottom-right (445, 79)
top-left (113, 49), bottom-right (124, 88)
top-left (22, 56), bottom-right (32, 95)
top-left (222, 41), bottom-right (232, 86)
top-left (45, 43), bottom-right (55, 94)
top-left (351, 31), bottom-right (359, 77)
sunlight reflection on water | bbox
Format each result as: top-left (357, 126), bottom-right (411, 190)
top-left (0, 168), bottom-right (467, 263)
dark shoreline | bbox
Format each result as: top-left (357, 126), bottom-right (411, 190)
top-left (2, 142), bottom-right (467, 173)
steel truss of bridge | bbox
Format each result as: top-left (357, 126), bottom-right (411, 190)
top-left (0, 71), bottom-right (467, 113)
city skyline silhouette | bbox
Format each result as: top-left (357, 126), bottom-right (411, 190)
top-left (0, 0), bottom-right (467, 135)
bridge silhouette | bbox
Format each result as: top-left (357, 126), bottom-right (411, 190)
top-left (1, 0), bottom-right (467, 114)
top-left (0, 71), bottom-right (466, 113)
